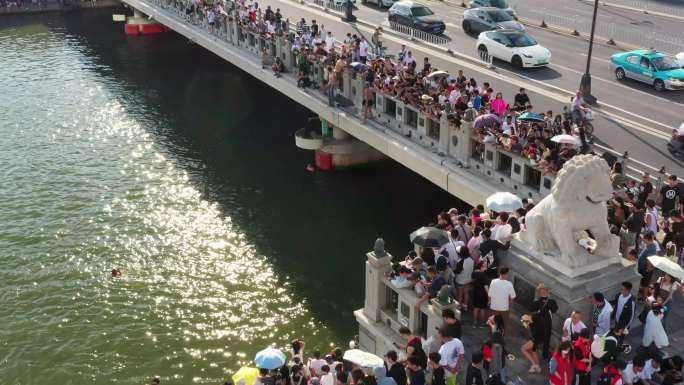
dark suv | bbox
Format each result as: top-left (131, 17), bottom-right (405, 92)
top-left (388, 1), bottom-right (446, 35)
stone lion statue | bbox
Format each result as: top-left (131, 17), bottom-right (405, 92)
top-left (520, 154), bottom-right (619, 267)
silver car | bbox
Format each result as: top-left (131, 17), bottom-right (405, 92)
top-left (468, 0), bottom-right (516, 18)
top-left (462, 7), bottom-right (524, 35)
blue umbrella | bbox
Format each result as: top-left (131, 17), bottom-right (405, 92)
top-left (255, 347), bottom-right (287, 369)
top-left (518, 111), bottom-right (544, 122)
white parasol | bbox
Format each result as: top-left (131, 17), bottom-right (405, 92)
top-left (647, 256), bottom-right (684, 280)
top-left (551, 134), bottom-right (580, 145)
top-left (427, 70), bottom-right (449, 78)
top-left (342, 349), bottom-right (385, 369)
top-left (486, 192), bottom-right (522, 213)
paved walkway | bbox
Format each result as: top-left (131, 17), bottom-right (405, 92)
top-left (456, 297), bottom-right (684, 385)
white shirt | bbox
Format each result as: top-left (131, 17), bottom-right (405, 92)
top-left (438, 338), bottom-right (464, 375)
top-left (455, 257), bottom-right (474, 285)
top-left (308, 358), bottom-right (326, 376)
top-left (622, 364), bottom-right (643, 385)
top-left (321, 372), bottom-right (335, 385)
top-left (595, 301), bottom-right (613, 336)
top-left (562, 318), bottom-right (587, 341)
top-left (325, 35), bottom-right (334, 52)
top-left (403, 54), bottom-right (415, 66)
top-left (641, 360), bottom-right (657, 381)
top-left (439, 240), bottom-right (464, 269)
top-left (491, 223), bottom-right (512, 243)
top-left (359, 41), bottom-right (369, 57)
top-left (448, 89), bottom-right (460, 105)
top-left (488, 278), bottom-right (516, 311)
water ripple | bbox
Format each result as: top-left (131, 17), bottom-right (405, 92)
top-left (0, 14), bottom-right (334, 385)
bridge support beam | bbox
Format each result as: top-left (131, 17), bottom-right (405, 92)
top-left (125, 7), bottom-right (165, 35)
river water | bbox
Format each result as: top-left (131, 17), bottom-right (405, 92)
top-left (0, 9), bottom-right (460, 384)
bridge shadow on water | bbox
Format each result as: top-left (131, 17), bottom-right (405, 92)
top-left (54, 9), bottom-right (467, 342)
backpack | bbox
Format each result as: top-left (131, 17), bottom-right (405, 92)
top-left (591, 334), bottom-right (617, 359)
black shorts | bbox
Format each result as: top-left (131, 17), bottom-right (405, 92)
top-left (640, 271), bottom-right (653, 287)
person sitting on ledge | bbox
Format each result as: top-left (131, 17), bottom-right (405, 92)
top-left (272, 57), bottom-right (284, 78)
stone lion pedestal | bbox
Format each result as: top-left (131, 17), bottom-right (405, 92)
top-left (503, 155), bottom-right (640, 338)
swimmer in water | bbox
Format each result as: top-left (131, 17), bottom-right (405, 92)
top-left (111, 268), bottom-right (122, 277)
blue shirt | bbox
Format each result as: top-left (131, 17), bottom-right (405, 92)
top-left (472, 95), bottom-right (482, 110)
top-left (638, 243), bottom-right (657, 274)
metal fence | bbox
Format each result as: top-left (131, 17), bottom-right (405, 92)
top-left (615, 0), bottom-right (684, 17)
top-left (387, 21), bottom-right (449, 45)
top-left (475, 46), bottom-right (494, 68)
top-left (528, 8), bottom-right (684, 54)
top-left (311, 0), bottom-right (349, 13)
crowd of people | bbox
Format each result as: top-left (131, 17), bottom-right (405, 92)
top-left (380, 174), bottom-right (684, 385)
top-left (145, 3), bottom-right (684, 385)
top-left (175, 0), bottom-right (594, 177)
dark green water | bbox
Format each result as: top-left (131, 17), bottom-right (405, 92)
top-left (0, 9), bottom-right (460, 384)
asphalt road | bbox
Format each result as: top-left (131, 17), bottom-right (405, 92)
top-left (260, 0), bottom-right (684, 175)
top-left (510, 0), bottom-right (684, 53)
top-left (317, 0), bottom-right (684, 128)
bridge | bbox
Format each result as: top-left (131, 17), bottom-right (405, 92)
top-left (118, 0), bottom-right (674, 206)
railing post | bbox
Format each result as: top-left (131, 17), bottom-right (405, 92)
top-left (455, 107), bottom-right (477, 167)
top-left (231, 10), bottom-right (239, 45)
top-left (438, 113), bottom-right (449, 156)
top-left (363, 243), bottom-right (393, 323)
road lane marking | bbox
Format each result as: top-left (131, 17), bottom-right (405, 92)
top-left (548, 62), bottom-right (684, 108)
top-left (579, 53), bottom-right (611, 63)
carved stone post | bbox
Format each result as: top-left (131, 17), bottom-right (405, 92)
top-left (453, 106), bottom-right (476, 166)
top-left (363, 239), bottom-right (392, 323)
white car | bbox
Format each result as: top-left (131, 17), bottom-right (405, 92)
top-left (476, 30), bottom-right (551, 68)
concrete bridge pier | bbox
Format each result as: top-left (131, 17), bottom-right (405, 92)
top-left (124, 6), bottom-right (165, 35)
top-left (294, 118), bottom-right (386, 170)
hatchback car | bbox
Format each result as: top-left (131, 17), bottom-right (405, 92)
top-left (388, 1), bottom-right (446, 34)
top-left (476, 30), bottom-right (551, 68)
top-left (610, 49), bottom-right (684, 91)
top-left (462, 7), bottom-right (524, 35)
top-left (468, 0), bottom-right (516, 18)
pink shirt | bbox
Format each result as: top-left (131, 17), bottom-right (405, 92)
top-left (467, 236), bottom-right (481, 264)
top-left (491, 98), bottom-right (508, 115)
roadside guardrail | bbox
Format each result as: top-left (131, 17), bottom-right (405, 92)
top-left (612, 0), bottom-right (684, 18)
top-left (528, 8), bottom-right (684, 54)
top-left (387, 21), bottom-right (450, 45)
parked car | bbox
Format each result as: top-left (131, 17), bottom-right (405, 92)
top-left (610, 49), bottom-right (684, 91)
top-left (462, 7), bottom-right (524, 35)
top-left (468, 0), bottom-right (516, 18)
top-left (476, 30), bottom-right (551, 68)
top-left (362, 0), bottom-right (396, 9)
top-left (388, 1), bottom-right (446, 34)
